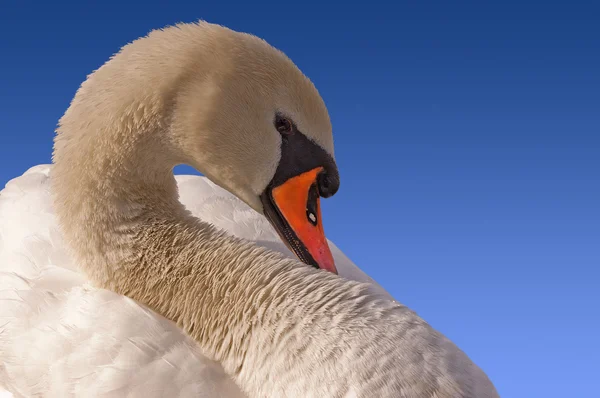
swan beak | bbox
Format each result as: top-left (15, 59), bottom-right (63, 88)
top-left (262, 167), bottom-right (337, 274)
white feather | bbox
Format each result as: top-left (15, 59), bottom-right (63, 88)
top-left (0, 164), bottom-right (392, 397)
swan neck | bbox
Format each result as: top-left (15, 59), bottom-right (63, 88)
top-left (51, 116), bottom-right (292, 385)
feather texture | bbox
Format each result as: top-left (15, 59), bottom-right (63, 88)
top-left (0, 165), bottom-right (395, 397)
top-left (1, 21), bottom-right (499, 398)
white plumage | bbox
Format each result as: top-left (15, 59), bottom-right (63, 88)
top-left (0, 165), bottom-right (392, 397)
top-left (1, 21), bottom-right (499, 397)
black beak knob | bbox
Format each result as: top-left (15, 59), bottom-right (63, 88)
top-left (317, 167), bottom-right (340, 198)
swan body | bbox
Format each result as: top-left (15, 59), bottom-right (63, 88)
top-left (0, 165), bottom-right (390, 397)
top-left (0, 21), bottom-right (499, 397)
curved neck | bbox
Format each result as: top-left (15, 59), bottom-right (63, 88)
top-left (46, 21), bottom-right (498, 397)
top-left (49, 87), bottom-right (495, 398)
top-left (50, 108), bottom-right (367, 396)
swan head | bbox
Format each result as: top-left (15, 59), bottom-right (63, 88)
top-left (164, 22), bottom-right (339, 273)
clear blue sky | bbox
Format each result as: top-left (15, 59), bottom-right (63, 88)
top-left (1, 1), bottom-right (598, 397)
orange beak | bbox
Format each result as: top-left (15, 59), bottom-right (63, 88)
top-left (262, 167), bottom-right (337, 274)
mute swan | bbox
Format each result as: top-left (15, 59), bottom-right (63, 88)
top-left (0, 21), bottom-right (498, 397)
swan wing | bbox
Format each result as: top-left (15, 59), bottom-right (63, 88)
top-left (0, 165), bottom-right (245, 397)
top-left (1, 165), bottom-right (391, 397)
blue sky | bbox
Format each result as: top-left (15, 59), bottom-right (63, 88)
top-left (1, 1), bottom-right (598, 396)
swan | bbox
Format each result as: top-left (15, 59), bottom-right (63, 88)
top-left (0, 21), bottom-right (499, 397)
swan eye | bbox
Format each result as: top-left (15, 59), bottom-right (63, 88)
top-left (275, 115), bottom-right (294, 135)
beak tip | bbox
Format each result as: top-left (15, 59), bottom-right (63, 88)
top-left (313, 245), bottom-right (338, 274)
